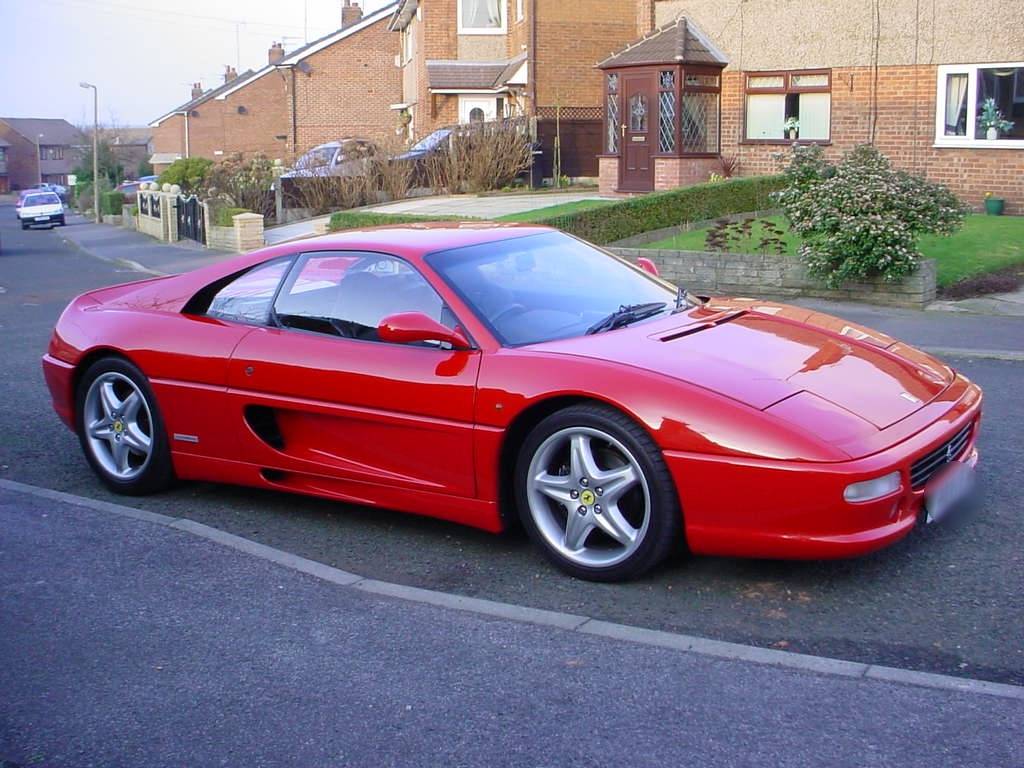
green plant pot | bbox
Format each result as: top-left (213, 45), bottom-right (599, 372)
top-left (984, 197), bottom-right (1005, 215)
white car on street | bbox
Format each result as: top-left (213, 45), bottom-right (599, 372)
top-left (18, 191), bottom-right (65, 230)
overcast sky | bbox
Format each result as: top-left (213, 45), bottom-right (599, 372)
top-left (6, 0), bottom-right (392, 127)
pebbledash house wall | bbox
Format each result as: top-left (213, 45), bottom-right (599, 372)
top-left (620, 0), bottom-right (1024, 212)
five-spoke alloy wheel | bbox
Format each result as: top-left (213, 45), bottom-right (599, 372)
top-left (516, 404), bottom-right (682, 581)
top-left (76, 358), bottom-right (174, 495)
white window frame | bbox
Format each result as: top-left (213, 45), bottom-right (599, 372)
top-left (457, 0), bottom-right (507, 35)
top-left (935, 62), bottom-right (1024, 149)
top-left (516, 0), bottom-right (524, 22)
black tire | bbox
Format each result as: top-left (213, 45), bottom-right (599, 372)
top-left (20, 221), bottom-right (28, 230)
top-left (514, 403), bottom-right (682, 582)
top-left (75, 357), bottom-right (175, 495)
top-left (57, 216), bottom-right (66, 226)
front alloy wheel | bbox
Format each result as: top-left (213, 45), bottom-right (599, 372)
top-left (516, 404), bottom-right (681, 581)
top-left (76, 358), bottom-right (174, 494)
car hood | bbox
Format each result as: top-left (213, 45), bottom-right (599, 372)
top-left (528, 302), bottom-right (953, 433)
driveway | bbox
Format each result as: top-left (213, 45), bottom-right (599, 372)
top-left (263, 191), bottom-right (610, 245)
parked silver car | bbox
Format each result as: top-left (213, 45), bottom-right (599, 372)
top-left (281, 138), bottom-right (378, 179)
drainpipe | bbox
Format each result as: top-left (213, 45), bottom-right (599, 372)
top-left (529, 0), bottom-right (537, 119)
top-left (274, 64), bottom-right (298, 156)
top-left (183, 111), bottom-right (190, 158)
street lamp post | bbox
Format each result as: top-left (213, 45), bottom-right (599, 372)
top-left (79, 82), bottom-right (100, 223)
top-left (36, 133), bottom-right (44, 185)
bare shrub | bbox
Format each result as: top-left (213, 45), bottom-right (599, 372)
top-left (424, 121), bottom-right (532, 195)
top-left (205, 153), bottom-right (276, 219)
top-left (284, 170), bottom-right (373, 216)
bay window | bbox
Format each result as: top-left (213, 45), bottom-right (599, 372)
top-left (935, 63), bottom-right (1024, 147)
top-left (458, 0), bottom-right (505, 34)
top-left (744, 70), bottom-right (831, 142)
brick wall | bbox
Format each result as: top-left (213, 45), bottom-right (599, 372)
top-left (0, 122), bottom-right (38, 190)
top-left (151, 115), bottom-right (186, 159)
top-left (220, 70), bottom-right (290, 160)
top-left (291, 14), bottom-right (403, 154)
top-left (721, 65), bottom-right (1024, 214)
top-left (610, 247), bottom-right (937, 308)
top-left (598, 155), bottom-right (617, 194)
top-left (534, 0), bottom-right (637, 110)
top-left (654, 157), bottom-right (720, 189)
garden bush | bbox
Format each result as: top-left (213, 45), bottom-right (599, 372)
top-left (213, 206), bottom-right (251, 227)
top-left (100, 191), bottom-right (125, 216)
top-left (777, 144), bottom-right (967, 287)
top-left (206, 154), bottom-right (276, 219)
top-left (158, 157), bottom-right (213, 194)
top-left (536, 175), bottom-right (785, 245)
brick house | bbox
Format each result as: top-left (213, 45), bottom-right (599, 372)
top-left (598, 0), bottom-right (1024, 212)
top-left (0, 118), bottom-right (85, 191)
top-left (388, 0), bottom-right (644, 177)
top-left (149, 2), bottom-right (401, 170)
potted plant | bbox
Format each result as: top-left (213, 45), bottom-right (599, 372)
top-left (784, 117), bottom-right (800, 140)
top-left (979, 98), bottom-right (1014, 140)
top-left (984, 191), bottom-right (1005, 216)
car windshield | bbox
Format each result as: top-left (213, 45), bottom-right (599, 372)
top-left (411, 129), bottom-right (451, 152)
top-left (297, 146), bottom-right (337, 169)
top-left (25, 193), bottom-right (61, 206)
top-left (426, 231), bottom-right (678, 346)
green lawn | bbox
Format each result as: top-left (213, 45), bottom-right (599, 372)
top-left (642, 214), bottom-right (1024, 287)
top-left (494, 198), bottom-right (617, 222)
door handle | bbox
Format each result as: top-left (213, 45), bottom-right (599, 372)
top-left (620, 124), bottom-right (626, 137)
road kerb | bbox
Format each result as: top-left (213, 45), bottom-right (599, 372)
top-left (3, 477), bottom-right (1022, 701)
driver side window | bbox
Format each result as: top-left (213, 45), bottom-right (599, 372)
top-left (273, 251), bottom-right (454, 342)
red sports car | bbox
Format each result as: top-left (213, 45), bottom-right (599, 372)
top-left (42, 224), bottom-right (982, 581)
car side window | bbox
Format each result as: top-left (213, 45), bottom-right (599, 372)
top-left (206, 258), bottom-right (292, 325)
top-left (273, 251), bottom-right (452, 342)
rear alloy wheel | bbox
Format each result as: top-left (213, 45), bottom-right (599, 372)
top-left (515, 404), bottom-right (682, 581)
top-left (76, 358), bottom-right (174, 495)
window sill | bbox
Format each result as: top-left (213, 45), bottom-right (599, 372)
top-left (933, 139), bottom-right (1024, 150)
top-left (456, 27), bottom-right (508, 36)
top-left (739, 139), bottom-right (831, 146)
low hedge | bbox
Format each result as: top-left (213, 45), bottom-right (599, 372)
top-left (100, 191), bottom-right (125, 216)
top-left (213, 206), bottom-right (251, 227)
top-left (328, 211), bottom-right (469, 231)
top-left (534, 175), bottom-right (786, 244)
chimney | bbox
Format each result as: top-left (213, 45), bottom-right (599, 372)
top-left (224, 65), bottom-right (238, 83)
top-left (341, 0), bottom-right (363, 29)
top-left (268, 41), bottom-right (285, 65)
top-left (191, 82), bottom-right (203, 100)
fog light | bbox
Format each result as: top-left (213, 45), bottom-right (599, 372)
top-left (844, 471), bottom-right (902, 503)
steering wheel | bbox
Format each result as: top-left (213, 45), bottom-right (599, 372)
top-left (489, 303), bottom-right (528, 326)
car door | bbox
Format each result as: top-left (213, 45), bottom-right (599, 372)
top-left (225, 250), bottom-right (482, 498)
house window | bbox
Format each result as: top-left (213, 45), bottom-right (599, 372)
top-left (681, 68), bottom-right (721, 154)
top-left (629, 93), bottom-right (648, 133)
top-left (935, 63), bottom-right (1024, 147)
top-left (458, 0), bottom-right (505, 34)
top-left (658, 70), bottom-right (676, 153)
top-left (606, 74), bottom-right (620, 154)
top-left (516, 0), bottom-right (523, 22)
top-left (744, 70), bottom-right (831, 142)
top-left (39, 145), bottom-right (65, 160)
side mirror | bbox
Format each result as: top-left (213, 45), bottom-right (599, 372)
top-left (378, 312), bottom-right (471, 350)
top-left (636, 257), bottom-right (660, 277)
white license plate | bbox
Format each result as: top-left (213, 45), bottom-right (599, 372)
top-left (34, 216), bottom-right (50, 222)
top-left (924, 461), bottom-right (975, 524)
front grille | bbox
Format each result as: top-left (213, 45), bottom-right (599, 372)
top-left (910, 423), bottom-right (972, 489)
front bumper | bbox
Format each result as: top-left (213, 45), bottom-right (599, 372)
top-left (42, 353), bottom-right (76, 429)
top-left (665, 376), bottom-right (983, 560)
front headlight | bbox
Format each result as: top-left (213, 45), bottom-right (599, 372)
top-left (844, 471), bottom-right (902, 503)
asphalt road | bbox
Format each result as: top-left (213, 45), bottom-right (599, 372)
top-left (1, 206), bottom-right (1022, 686)
top-left (2, 490), bottom-right (1019, 768)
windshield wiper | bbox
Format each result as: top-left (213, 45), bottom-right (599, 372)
top-left (585, 302), bottom-right (668, 335)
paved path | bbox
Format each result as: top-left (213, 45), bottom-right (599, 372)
top-left (1, 484), bottom-right (1019, 768)
top-left (57, 213), bottom-right (230, 275)
top-left (929, 288), bottom-right (1024, 317)
top-left (263, 192), bottom-right (609, 245)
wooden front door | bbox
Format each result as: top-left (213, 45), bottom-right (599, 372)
top-left (619, 72), bottom-right (656, 192)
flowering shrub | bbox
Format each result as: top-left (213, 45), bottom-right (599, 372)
top-left (777, 144), bottom-right (966, 286)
